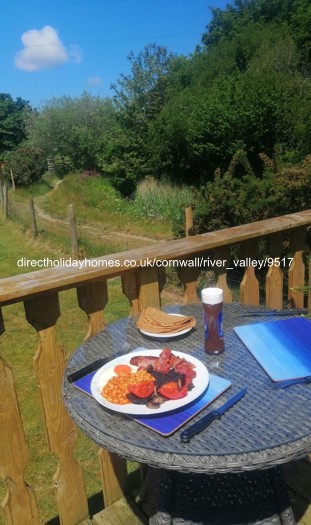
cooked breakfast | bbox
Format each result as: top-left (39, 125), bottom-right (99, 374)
top-left (101, 348), bottom-right (196, 408)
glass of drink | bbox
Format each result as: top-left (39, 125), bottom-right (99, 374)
top-left (201, 287), bottom-right (225, 354)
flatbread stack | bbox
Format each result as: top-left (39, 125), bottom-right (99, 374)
top-left (136, 306), bottom-right (196, 334)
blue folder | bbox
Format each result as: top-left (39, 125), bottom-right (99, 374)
top-left (234, 317), bottom-right (311, 382)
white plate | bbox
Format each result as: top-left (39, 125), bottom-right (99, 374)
top-left (138, 314), bottom-right (195, 339)
top-left (90, 349), bottom-right (209, 415)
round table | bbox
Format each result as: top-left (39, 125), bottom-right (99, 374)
top-left (63, 303), bottom-right (311, 524)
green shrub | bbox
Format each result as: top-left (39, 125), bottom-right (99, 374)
top-left (3, 145), bottom-right (46, 187)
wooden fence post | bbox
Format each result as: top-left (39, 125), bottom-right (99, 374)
top-left (10, 169), bottom-right (16, 191)
top-left (47, 158), bottom-right (55, 174)
top-left (3, 183), bottom-right (8, 220)
top-left (185, 206), bottom-right (193, 237)
top-left (68, 204), bottom-right (79, 259)
top-left (29, 198), bottom-right (38, 239)
top-left (0, 181), bottom-right (3, 206)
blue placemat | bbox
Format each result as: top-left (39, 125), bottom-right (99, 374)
top-left (234, 317), bottom-right (311, 382)
top-left (74, 373), bottom-right (231, 436)
top-left (134, 375), bottom-right (231, 435)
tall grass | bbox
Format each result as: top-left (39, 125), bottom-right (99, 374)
top-left (134, 177), bottom-right (194, 225)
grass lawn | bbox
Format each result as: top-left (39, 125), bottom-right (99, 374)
top-left (0, 215), bottom-right (134, 525)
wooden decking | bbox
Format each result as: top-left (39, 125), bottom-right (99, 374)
top-left (1, 209), bottom-right (311, 525)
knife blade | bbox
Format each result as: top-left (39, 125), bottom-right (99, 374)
top-left (180, 387), bottom-right (247, 443)
top-left (67, 343), bottom-right (132, 383)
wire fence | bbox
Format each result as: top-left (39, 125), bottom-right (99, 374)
top-left (1, 183), bottom-right (308, 307)
top-left (6, 192), bottom-right (155, 258)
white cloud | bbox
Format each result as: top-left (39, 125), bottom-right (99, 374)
top-left (87, 76), bottom-right (103, 86)
top-left (15, 25), bottom-right (82, 72)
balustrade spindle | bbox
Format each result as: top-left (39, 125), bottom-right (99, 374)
top-left (240, 240), bottom-right (260, 306)
top-left (0, 310), bottom-right (40, 525)
top-left (288, 228), bottom-right (305, 308)
top-left (214, 247), bottom-right (233, 303)
top-left (77, 280), bottom-right (108, 340)
top-left (77, 281), bottom-right (130, 513)
top-left (98, 450), bottom-right (129, 507)
top-left (265, 233), bottom-right (284, 310)
top-left (177, 262), bottom-right (201, 304)
top-left (24, 294), bottom-right (89, 525)
top-left (137, 267), bottom-right (161, 310)
top-left (122, 270), bottom-right (140, 316)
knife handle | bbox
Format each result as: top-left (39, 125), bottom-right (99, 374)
top-left (180, 410), bottom-right (220, 443)
top-left (67, 358), bottom-right (109, 383)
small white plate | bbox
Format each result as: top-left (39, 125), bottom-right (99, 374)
top-left (90, 349), bottom-right (209, 415)
top-left (138, 314), bottom-right (195, 339)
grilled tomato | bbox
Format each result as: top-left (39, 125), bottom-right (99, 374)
top-left (158, 381), bottom-right (188, 400)
top-left (128, 380), bottom-right (155, 399)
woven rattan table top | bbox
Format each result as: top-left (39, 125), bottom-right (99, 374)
top-left (63, 303), bottom-right (311, 474)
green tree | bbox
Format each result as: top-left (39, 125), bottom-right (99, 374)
top-left (147, 17), bottom-right (310, 184)
top-left (108, 44), bottom-right (176, 194)
top-left (26, 92), bottom-right (116, 171)
top-left (0, 93), bottom-right (32, 157)
top-left (2, 145), bottom-right (46, 186)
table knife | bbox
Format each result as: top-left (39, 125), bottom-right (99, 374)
top-left (67, 343), bottom-right (132, 383)
top-left (240, 308), bottom-right (308, 317)
top-left (180, 387), bottom-right (247, 443)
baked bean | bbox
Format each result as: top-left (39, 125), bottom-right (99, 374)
top-left (101, 370), bottom-right (154, 404)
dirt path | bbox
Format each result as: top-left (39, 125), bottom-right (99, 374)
top-left (34, 204), bottom-right (159, 244)
top-left (34, 180), bottom-right (160, 246)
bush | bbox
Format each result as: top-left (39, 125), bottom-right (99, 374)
top-left (187, 150), bottom-right (311, 236)
top-left (2, 146), bottom-right (46, 187)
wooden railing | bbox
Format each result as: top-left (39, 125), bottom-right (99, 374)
top-left (0, 209), bottom-right (311, 525)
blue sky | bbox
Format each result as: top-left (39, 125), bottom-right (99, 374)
top-left (1, 0), bottom-right (231, 109)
